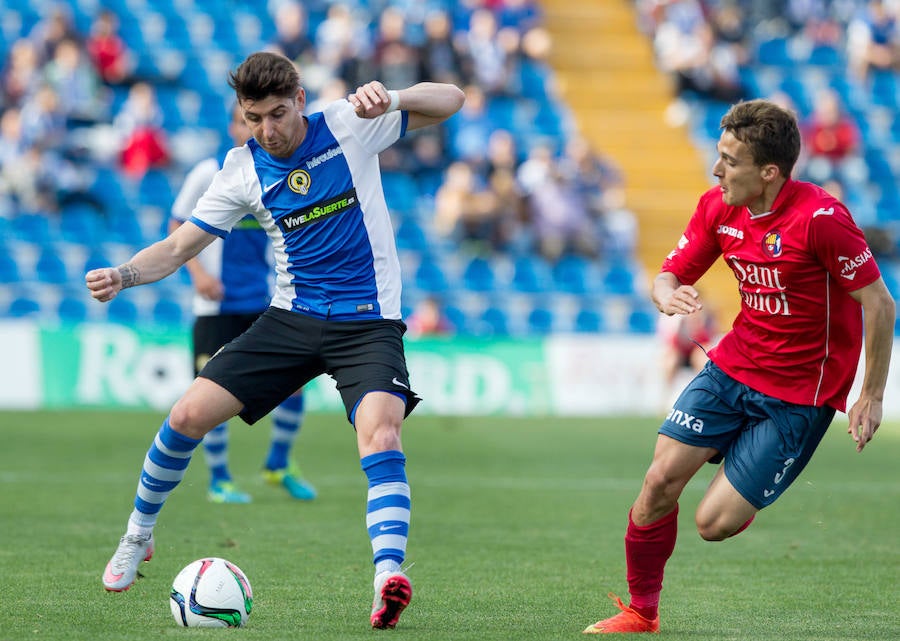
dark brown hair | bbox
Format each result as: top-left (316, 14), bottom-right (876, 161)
top-left (719, 99), bottom-right (801, 178)
top-left (227, 51), bottom-right (300, 103)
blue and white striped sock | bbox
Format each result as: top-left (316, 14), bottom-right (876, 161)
top-left (202, 423), bottom-right (231, 484)
top-left (361, 450), bottom-right (410, 575)
top-left (264, 393), bottom-right (304, 471)
top-left (126, 418), bottom-right (201, 536)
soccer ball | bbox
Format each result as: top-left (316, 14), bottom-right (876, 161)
top-left (169, 557), bottom-right (253, 627)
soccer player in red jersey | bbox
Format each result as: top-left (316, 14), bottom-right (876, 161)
top-left (583, 99), bottom-right (895, 634)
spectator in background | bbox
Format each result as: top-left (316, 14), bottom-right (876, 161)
top-left (0, 107), bottom-right (55, 215)
top-left (447, 83), bottom-right (494, 163)
top-left (420, 8), bottom-right (470, 86)
top-left (28, 3), bottom-right (81, 63)
top-left (114, 81), bottom-right (170, 177)
top-left (461, 8), bottom-right (516, 96)
top-left (272, 1), bottom-right (314, 65)
top-left (315, 3), bottom-right (371, 86)
top-left (433, 159), bottom-right (496, 249)
top-left (18, 84), bottom-right (66, 149)
top-left (85, 9), bottom-right (135, 86)
top-left (657, 302), bottom-right (718, 408)
top-left (800, 87), bottom-right (865, 185)
top-left (43, 37), bottom-right (108, 126)
top-left (485, 128), bottom-right (520, 178)
top-left (372, 6), bottom-right (424, 90)
top-left (518, 141), bottom-right (600, 262)
top-left (558, 135), bottom-right (636, 258)
top-left (407, 295), bottom-right (454, 337)
top-left (1, 39), bottom-right (43, 107)
top-left (652, 0), bottom-right (746, 125)
top-left (847, 0), bottom-right (900, 81)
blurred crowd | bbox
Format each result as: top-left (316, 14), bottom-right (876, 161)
top-left (639, 0), bottom-right (900, 262)
top-left (0, 0), bottom-right (638, 271)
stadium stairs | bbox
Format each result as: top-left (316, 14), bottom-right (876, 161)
top-left (541, 0), bottom-right (739, 322)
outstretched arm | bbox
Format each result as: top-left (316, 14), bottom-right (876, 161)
top-left (846, 277), bottom-right (895, 452)
top-left (86, 221), bottom-right (217, 302)
top-left (348, 81), bottom-right (465, 130)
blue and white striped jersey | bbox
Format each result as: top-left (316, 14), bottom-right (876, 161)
top-left (189, 99), bottom-right (409, 321)
top-left (171, 157), bottom-right (272, 317)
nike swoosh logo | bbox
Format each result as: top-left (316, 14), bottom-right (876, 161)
top-left (378, 524), bottom-right (403, 532)
top-left (812, 207), bottom-right (834, 218)
top-left (263, 178), bottom-right (284, 193)
top-left (392, 377), bottom-right (409, 389)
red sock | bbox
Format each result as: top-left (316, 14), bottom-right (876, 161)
top-left (625, 505), bottom-right (679, 620)
top-left (728, 514), bottom-right (755, 538)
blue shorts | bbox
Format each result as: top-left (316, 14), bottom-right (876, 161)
top-left (660, 361), bottom-right (835, 509)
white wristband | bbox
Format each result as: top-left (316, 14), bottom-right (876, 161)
top-left (385, 90), bottom-right (400, 113)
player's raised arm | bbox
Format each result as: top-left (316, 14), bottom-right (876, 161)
top-left (846, 277), bottom-right (895, 452)
top-left (348, 80), bottom-right (465, 130)
top-left (85, 221), bottom-right (218, 302)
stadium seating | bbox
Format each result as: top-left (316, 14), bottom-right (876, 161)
top-left (24, 1), bottom-right (890, 337)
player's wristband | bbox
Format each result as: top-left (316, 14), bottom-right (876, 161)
top-left (385, 90), bottom-right (400, 113)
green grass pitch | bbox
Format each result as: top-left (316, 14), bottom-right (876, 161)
top-left (1, 409), bottom-right (897, 640)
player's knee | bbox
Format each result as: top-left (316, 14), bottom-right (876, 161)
top-left (695, 512), bottom-right (749, 541)
top-left (168, 398), bottom-right (208, 439)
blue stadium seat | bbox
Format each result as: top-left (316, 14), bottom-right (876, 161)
top-left (8, 295), bottom-right (41, 318)
top-left (0, 247), bottom-right (20, 283)
top-left (552, 254), bottom-right (589, 294)
top-left (415, 258), bottom-right (450, 294)
top-left (479, 306), bottom-right (510, 336)
top-left (511, 255), bottom-right (553, 293)
top-left (36, 247), bottom-right (69, 283)
top-left (574, 307), bottom-right (604, 333)
top-left (13, 213), bottom-right (52, 244)
top-left (756, 37), bottom-right (791, 67)
top-left (152, 297), bottom-right (185, 327)
top-left (106, 297), bottom-right (139, 325)
top-left (382, 172), bottom-right (419, 216)
top-left (58, 296), bottom-right (88, 325)
top-left (603, 264), bottom-right (636, 296)
top-left (462, 256), bottom-right (496, 292)
top-left (628, 308), bottom-right (657, 334)
top-left (443, 304), bottom-right (468, 334)
top-left (808, 43), bottom-right (841, 68)
top-left (527, 306), bottom-right (554, 334)
top-left (395, 218), bottom-right (428, 251)
top-left (59, 202), bottom-right (104, 245)
top-left (138, 169), bottom-right (175, 209)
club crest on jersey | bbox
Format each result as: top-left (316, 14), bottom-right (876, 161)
top-left (762, 230), bottom-right (783, 257)
top-left (288, 169), bottom-right (311, 195)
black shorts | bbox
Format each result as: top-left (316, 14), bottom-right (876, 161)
top-left (192, 313), bottom-right (262, 375)
top-left (198, 307), bottom-right (421, 425)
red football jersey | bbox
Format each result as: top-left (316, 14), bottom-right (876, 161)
top-left (661, 179), bottom-right (881, 411)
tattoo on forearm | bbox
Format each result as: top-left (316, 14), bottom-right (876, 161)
top-left (118, 263), bottom-right (140, 289)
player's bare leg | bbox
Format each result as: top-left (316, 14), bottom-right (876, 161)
top-left (695, 466), bottom-right (758, 540)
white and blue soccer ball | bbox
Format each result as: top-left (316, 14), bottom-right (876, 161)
top-left (169, 557), bottom-right (253, 627)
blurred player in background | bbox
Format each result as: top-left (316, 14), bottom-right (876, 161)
top-left (87, 51), bottom-right (465, 629)
top-left (168, 103), bottom-right (315, 504)
top-left (583, 99), bottom-right (894, 634)
top-left (656, 298), bottom-right (718, 408)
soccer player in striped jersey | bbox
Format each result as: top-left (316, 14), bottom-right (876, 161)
top-left (169, 103), bottom-right (315, 504)
top-left (87, 51), bottom-right (465, 629)
top-left (583, 99), bottom-right (894, 634)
